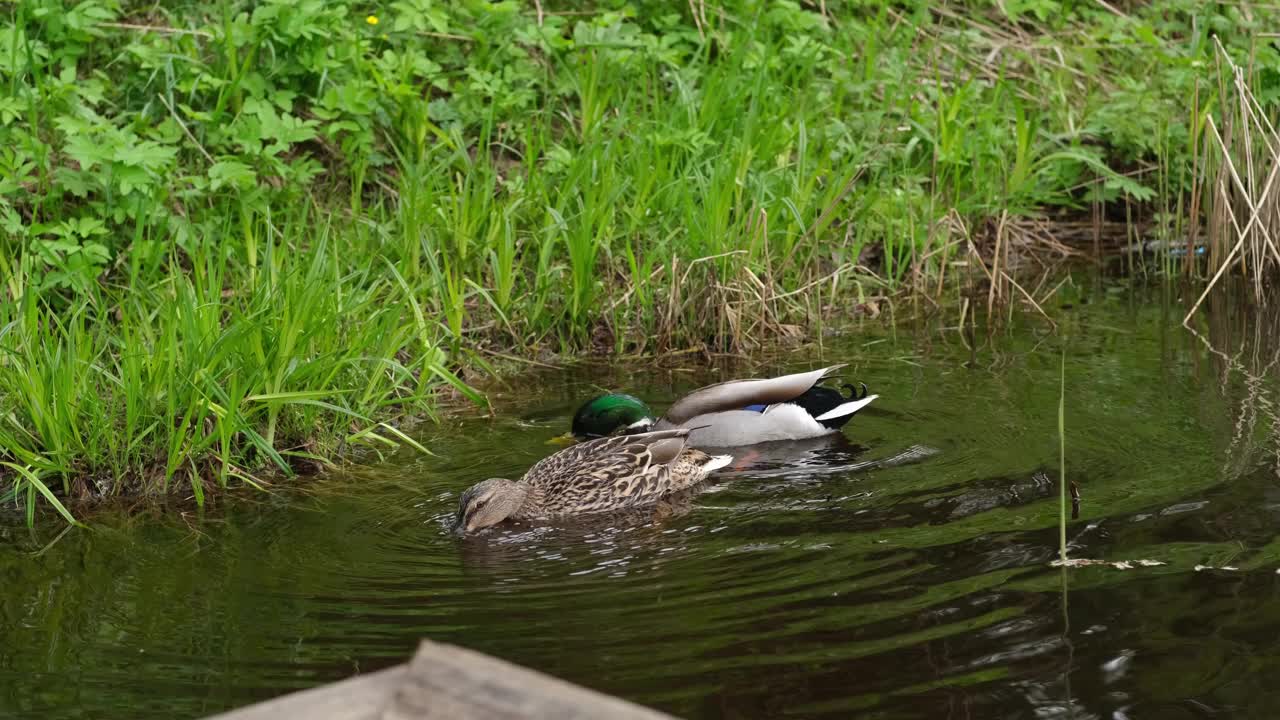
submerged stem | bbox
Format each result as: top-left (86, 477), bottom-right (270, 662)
top-left (1058, 348), bottom-right (1068, 563)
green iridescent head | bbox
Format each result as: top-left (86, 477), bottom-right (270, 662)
top-left (571, 393), bottom-right (656, 439)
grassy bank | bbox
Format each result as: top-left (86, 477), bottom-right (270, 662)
top-left (1, 0), bottom-right (1276, 521)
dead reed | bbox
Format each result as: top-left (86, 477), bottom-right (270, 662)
top-left (1186, 38), bottom-right (1280, 322)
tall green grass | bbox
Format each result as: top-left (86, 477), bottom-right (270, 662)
top-left (1, 0), bottom-right (1277, 521)
top-left (0, 204), bottom-right (475, 515)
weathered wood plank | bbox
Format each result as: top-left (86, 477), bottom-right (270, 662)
top-left (381, 640), bottom-right (678, 720)
top-left (206, 665), bottom-right (407, 720)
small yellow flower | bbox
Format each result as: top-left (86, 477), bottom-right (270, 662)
top-left (366, 14), bottom-right (379, 25)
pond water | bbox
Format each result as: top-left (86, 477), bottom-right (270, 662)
top-left (5, 273), bottom-right (1280, 720)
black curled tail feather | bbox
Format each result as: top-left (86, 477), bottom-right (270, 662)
top-left (790, 382), bottom-right (871, 431)
top-left (841, 383), bottom-right (870, 401)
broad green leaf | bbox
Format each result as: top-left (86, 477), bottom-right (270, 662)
top-left (113, 140), bottom-right (178, 169)
top-left (209, 160), bottom-right (257, 191)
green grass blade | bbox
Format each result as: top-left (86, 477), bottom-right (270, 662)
top-left (2, 463), bottom-right (85, 528)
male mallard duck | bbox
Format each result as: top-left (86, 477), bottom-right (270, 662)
top-left (454, 428), bottom-right (732, 533)
top-left (564, 365), bottom-right (876, 447)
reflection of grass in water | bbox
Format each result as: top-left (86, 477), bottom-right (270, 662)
top-left (643, 604), bottom-right (1024, 710)
top-left (722, 604), bottom-right (1025, 673)
top-left (450, 536), bottom-right (1031, 702)
top-left (737, 567), bottom-right (1024, 641)
top-left (791, 667), bottom-right (1013, 716)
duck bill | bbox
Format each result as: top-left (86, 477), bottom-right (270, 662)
top-left (546, 432), bottom-right (580, 447)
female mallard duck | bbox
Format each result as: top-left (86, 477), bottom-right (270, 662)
top-left (455, 428), bottom-right (732, 534)
top-left (564, 365), bottom-right (876, 447)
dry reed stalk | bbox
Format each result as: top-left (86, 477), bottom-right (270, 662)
top-left (991, 212), bottom-right (1016, 314)
top-left (1001, 270), bottom-right (1055, 327)
top-left (623, 244), bottom-right (859, 355)
top-left (1187, 38), bottom-right (1280, 324)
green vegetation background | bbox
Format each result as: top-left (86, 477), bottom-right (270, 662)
top-left (1, 0), bottom-right (1276, 519)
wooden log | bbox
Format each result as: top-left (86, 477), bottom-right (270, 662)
top-left (380, 639), bottom-right (677, 720)
top-left (207, 665), bottom-right (407, 720)
top-left (204, 641), bottom-right (678, 720)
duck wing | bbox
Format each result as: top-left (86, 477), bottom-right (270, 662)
top-left (525, 429), bottom-right (708, 513)
top-left (660, 364), bottom-right (847, 424)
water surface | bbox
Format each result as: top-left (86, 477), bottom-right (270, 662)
top-left (4, 274), bottom-right (1280, 719)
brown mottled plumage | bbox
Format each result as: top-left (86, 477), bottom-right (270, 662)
top-left (455, 428), bottom-right (733, 533)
